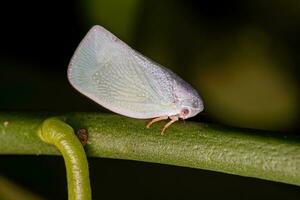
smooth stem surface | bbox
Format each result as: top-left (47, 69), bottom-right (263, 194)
top-left (1, 112), bottom-right (300, 186)
top-left (0, 176), bottom-right (45, 200)
top-left (38, 117), bottom-right (91, 200)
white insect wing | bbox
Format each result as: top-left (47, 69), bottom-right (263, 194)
top-left (68, 26), bottom-right (180, 119)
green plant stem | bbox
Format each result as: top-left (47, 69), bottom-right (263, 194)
top-left (1, 112), bottom-right (300, 186)
top-left (38, 117), bottom-right (91, 200)
top-left (0, 176), bottom-right (45, 200)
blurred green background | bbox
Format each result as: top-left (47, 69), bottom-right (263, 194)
top-left (1, 0), bottom-right (300, 199)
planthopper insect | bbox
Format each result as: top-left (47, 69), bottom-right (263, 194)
top-left (67, 25), bottom-right (204, 135)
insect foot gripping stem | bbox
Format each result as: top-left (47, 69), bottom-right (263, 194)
top-left (161, 116), bottom-right (179, 135)
top-left (146, 116), bottom-right (168, 128)
top-left (38, 117), bottom-right (92, 200)
top-left (146, 115), bottom-right (179, 135)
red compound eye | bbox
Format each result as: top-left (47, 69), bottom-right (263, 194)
top-left (181, 108), bottom-right (190, 116)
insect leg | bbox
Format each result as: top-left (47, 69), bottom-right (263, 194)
top-left (146, 116), bottom-right (168, 128)
top-left (161, 116), bottom-right (179, 135)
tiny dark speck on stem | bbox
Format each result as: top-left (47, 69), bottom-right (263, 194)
top-left (77, 128), bottom-right (89, 146)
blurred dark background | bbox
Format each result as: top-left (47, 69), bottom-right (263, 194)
top-left (1, 0), bottom-right (300, 199)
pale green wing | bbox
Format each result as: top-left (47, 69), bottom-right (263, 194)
top-left (68, 26), bottom-right (179, 119)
